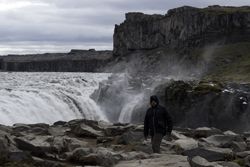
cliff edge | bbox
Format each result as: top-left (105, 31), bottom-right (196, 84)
top-left (114, 5), bottom-right (250, 57)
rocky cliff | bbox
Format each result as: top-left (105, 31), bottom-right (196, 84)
top-left (0, 49), bottom-right (112, 72)
top-left (113, 5), bottom-right (250, 57)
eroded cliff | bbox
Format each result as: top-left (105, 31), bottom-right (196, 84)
top-left (113, 5), bottom-right (250, 57)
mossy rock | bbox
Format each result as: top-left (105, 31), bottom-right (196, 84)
top-left (193, 81), bottom-right (223, 96)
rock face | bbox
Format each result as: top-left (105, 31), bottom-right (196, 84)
top-left (113, 5), bottom-right (250, 57)
top-left (0, 49), bottom-right (113, 72)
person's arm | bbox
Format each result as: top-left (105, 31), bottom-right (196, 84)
top-left (144, 110), bottom-right (149, 140)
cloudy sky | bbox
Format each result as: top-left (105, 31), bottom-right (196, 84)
top-left (0, 0), bottom-right (249, 55)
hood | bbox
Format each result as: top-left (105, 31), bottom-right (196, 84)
top-left (150, 95), bottom-right (159, 106)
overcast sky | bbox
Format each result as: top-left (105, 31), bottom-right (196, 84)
top-left (0, 0), bottom-right (249, 55)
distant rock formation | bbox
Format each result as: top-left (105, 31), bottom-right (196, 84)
top-left (0, 49), bottom-right (113, 72)
top-left (113, 5), bottom-right (250, 57)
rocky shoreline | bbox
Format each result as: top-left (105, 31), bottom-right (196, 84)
top-left (1, 118), bottom-right (250, 167)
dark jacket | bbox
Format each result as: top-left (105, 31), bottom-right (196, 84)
top-left (144, 95), bottom-right (173, 138)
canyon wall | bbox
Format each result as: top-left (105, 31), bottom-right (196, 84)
top-left (113, 5), bottom-right (250, 57)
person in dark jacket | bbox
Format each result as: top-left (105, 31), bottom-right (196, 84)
top-left (144, 95), bottom-right (173, 153)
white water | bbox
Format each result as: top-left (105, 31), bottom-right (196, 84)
top-left (0, 72), bottom-right (111, 126)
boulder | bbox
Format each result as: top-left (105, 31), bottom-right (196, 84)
top-left (182, 147), bottom-right (233, 162)
top-left (201, 134), bottom-right (244, 147)
top-left (117, 131), bottom-right (144, 145)
top-left (191, 127), bottom-right (224, 138)
top-left (190, 156), bottom-right (223, 167)
top-left (53, 121), bottom-right (67, 126)
top-left (236, 151), bottom-right (250, 158)
top-left (52, 137), bottom-right (88, 153)
top-left (76, 147), bottom-right (122, 167)
top-left (70, 124), bottom-right (104, 138)
top-left (48, 126), bottom-right (70, 136)
top-left (244, 155), bottom-right (250, 167)
top-left (5, 151), bottom-right (32, 162)
top-left (14, 136), bottom-right (53, 156)
top-left (0, 130), bottom-right (19, 155)
top-left (70, 147), bottom-right (94, 159)
top-left (171, 130), bottom-right (188, 140)
top-left (201, 134), bottom-right (247, 152)
top-left (105, 124), bottom-right (136, 136)
top-left (174, 138), bottom-right (199, 150)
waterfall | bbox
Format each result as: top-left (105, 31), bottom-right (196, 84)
top-left (0, 72), bottom-right (111, 125)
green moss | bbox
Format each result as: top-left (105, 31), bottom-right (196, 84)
top-left (233, 158), bottom-right (244, 166)
top-left (171, 144), bottom-right (183, 155)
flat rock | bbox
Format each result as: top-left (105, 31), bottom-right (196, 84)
top-left (190, 156), bottom-right (223, 167)
top-left (114, 154), bottom-right (190, 167)
top-left (182, 147), bottom-right (233, 162)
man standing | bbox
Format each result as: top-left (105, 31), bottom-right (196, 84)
top-left (144, 95), bottom-right (173, 153)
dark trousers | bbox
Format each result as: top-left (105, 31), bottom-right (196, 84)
top-left (151, 133), bottom-right (164, 153)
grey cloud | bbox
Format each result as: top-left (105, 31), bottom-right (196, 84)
top-left (0, 0), bottom-right (249, 55)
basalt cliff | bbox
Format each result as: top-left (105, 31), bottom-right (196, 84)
top-left (0, 49), bottom-right (112, 72)
top-left (114, 5), bottom-right (250, 57)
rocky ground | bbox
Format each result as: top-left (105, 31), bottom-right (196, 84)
top-left (1, 118), bottom-right (250, 167)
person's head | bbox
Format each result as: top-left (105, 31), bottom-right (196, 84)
top-left (150, 95), bottom-right (159, 107)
